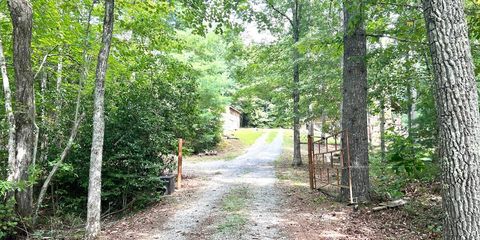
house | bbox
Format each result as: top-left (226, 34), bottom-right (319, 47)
top-left (222, 106), bottom-right (241, 132)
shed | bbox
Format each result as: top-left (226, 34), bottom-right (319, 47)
top-left (222, 106), bottom-right (241, 132)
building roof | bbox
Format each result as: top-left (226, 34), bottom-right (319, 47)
top-left (229, 106), bottom-right (242, 114)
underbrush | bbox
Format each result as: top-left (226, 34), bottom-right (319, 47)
top-left (276, 130), bottom-right (443, 239)
top-left (369, 151), bottom-right (443, 238)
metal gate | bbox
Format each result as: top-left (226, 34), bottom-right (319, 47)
top-left (308, 130), bottom-right (354, 204)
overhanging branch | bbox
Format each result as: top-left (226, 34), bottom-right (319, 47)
top-left (266, 0), bottom-right (294, 27)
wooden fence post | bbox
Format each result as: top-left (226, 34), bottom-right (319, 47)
top-left (177, 138), bottom-right (183, 189)
top-left (308, 134), bottom-right (314, 190)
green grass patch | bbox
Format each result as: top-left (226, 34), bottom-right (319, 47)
top-left (221, 187), bottom-right (249, 212)
top-left (217, 187), bottom-right (250, 233)
top-left (233, 128), bottom-right (264, 146)
top-left (187, 128), bottom-right (265, 162)
top-left (217, 214), bottom-right (247, 233)
top-left (282, 129), bottom-right (294, 149)
top-left (265, 130), bottom-right (278, 143)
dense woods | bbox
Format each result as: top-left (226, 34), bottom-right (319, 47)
top-left (0, 0), bottom-right (478, 239)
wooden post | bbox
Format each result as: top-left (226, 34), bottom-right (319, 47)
top-left (308, 135), bottom-right (314, 190)
top-left (177, 138), bottom-right (183, 189)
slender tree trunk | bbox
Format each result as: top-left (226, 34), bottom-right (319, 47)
top-left (8, 0), bottom-right (34, 218)
top-left (34, 113), bottom-right (84, 224)
top-left (53, 48), bottom-right (64, 146)
top-left (86, 0), bottom-right (114, 239)
top-left (320, 112), bottom-right (326, 139)
top-left (367, 113), bottom-right (372, 149)
top-left (0, 38), bottom-right (17, 184)
top-left (422, 0), bottom-right (480, 238)
top-left (292, 0), bottom-right (302, 166)
top-left (308, 104), bottom-right (314, 137)
top-left (341, 0), bottom-right (369, 202)
top-left (406, 83), bottom-right (413, 136)
top-left (39, 69), bottom-right (49, 163)
top-left (379, 98), bottom-right (386, 162)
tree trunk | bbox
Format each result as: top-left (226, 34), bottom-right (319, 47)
top-left (341, 0), bottom-right (369, 202)
top-left (53, 48), bottom-right (64, 135)
top-left (320, 112), bottom-right (326, 139)
top-left (308, 105), bottom-right (314, 137)
top-left (422, 0), bottom-right (480, 238)
top-left (8, 0), bottom-right (34, 218)
top-left (0, 37), bottom-right (17, 184)
top-left (85, 0), bottom-right (114, 239)
top-left (406, 83), bottom-right (413, 137)
top-left (34, 113), bottom-right (84, 224)
top-left (292, 0), bottom-right (302, 166)
top-left (379, 98), bottom-right (386, 162)
top-left (39, 68), bottom-right (49, 163)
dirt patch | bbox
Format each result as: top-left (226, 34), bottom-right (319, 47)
top-left (102, 174), bottom-right (206, 240)
top-left (275, 148), bottom-right (442, 240)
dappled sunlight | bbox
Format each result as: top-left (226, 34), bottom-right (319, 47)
top-left (319, 230), bottom-right (348, 239)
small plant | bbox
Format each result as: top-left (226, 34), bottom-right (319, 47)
top-left (0, 181), bottom-right (19, 239)
top-left (386, 133), bottom-right (434, 177)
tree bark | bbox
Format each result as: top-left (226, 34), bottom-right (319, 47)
top-left (85, 0), bottom-right (114, 239)
top-left (406, 83), bottom-right (413, 137)
top-left (341, 0), bottom-right (370, 202)
top-left (39, 68), bottom-right (49, 163)
top-left (422, 0), bottom-right (480, 238)
top-left (8, 0), bottom-right (34, 218)
top-left (292, 0), bottom-right (302, 166)
top-left (0, 37), bottom-right (17, 184)
top-left (379, 98), bottom-right (386, 162)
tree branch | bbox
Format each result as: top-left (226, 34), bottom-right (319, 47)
top-left (266, 0), bottom-right (294, 27)
top-left (373, 1), bottom-right (422, 10)
top-left (366, 33), bottom-right (427, 45)
top-left (33, 45), bottom-right (58, 80)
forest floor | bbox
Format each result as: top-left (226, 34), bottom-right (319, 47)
top-left (102, 130), bottom-right (442, 240)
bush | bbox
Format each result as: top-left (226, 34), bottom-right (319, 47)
top-left (0, 181), bottom-right (19, 239)
top-left (386, 133), bottom-right (435, 178)
top-left (370, 133), bottom-right (439, 199)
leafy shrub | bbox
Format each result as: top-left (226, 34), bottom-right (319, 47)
top-left (370, 133), bottom-right (439, 199)
top-left (0, 181), bottom-right (19, 239)
top-left (386, 133), bottom-right (435, 178)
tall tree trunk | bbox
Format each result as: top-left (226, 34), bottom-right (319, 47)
top-left (39, 68), bottom-right (49, 163)
top-left (422, 0), bottom-right (480, 238)
top-left (341, 0), bottom-right (369, 202)
top-left (406, 83), bottom-right (413, 137)
top-left (85, 0), bottom-right (114, 239)
top-left (8, 0), bottom-right (34, 218)
top-left (379, 98), bottom-right (386, 162)
top-left (292, 0), bottom-right (302, 166)
top-left (308, 104), bottom-right (314, 137)
top-left (0, 38), bottom-right (17, 184)
top-left (320, 112), bottom-right (326, 139)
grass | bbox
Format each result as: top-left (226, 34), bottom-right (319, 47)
top-left (233, 128), bottom-right (265, 146)
top-left (265, 129), bottom-right (278, 143)
top-left (187, 128), bottom-right (266, 162)
top-left (217, 187), bottom-right (250, 233)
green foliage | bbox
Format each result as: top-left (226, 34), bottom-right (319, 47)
top-left (0, 198), bottom-right (18, 239)
top-left (0, 181), bottom-right (18, 238)
top-left (386, 133), bottom-right (434, 177)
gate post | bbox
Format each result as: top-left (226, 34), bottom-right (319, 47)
top-left (308, 134), bottom-right (314, 190)
top-left (177, 138), bottom-right (183, 189)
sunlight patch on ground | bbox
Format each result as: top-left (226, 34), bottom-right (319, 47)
top-left (319, 230), bottom-right (347, 238)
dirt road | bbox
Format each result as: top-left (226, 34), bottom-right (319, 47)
top-left (147, 131), bottom-right (285, 239)
top-left (103, 129), bottom-right (441, 240)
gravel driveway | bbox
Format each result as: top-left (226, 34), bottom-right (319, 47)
top-left (148, 130), bottom-right (285, 240)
